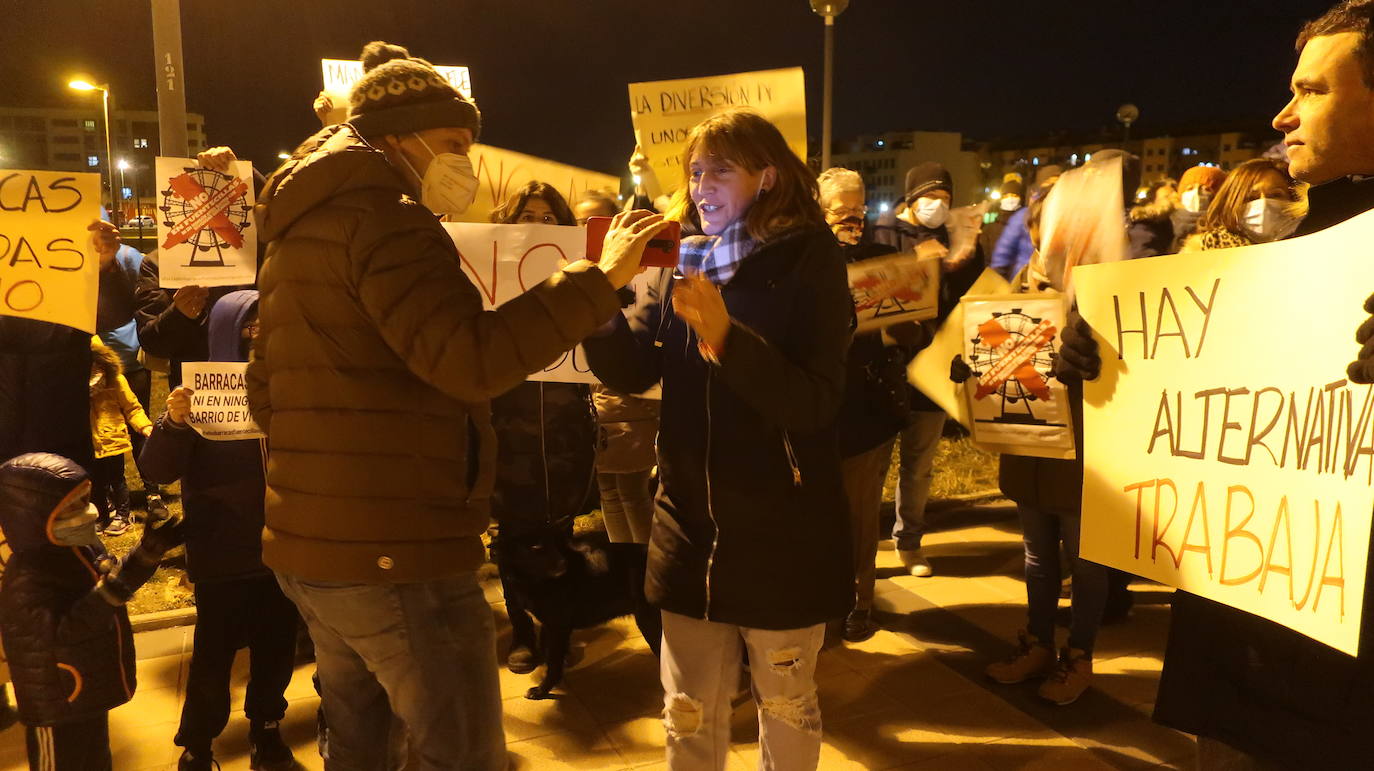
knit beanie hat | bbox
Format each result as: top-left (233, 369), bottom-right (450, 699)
top-left (904, 162), bottom-right (952, 202)
top-left (347, 41), bottom-right (481, 140)
top-left (1180, 165), bottom-right (1227, 194)
top-left (1000, 179), bottom-right (1024, 197)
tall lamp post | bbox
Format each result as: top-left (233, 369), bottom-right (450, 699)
top-left (1116, 103), bottom-right (1139, 145)
top-left (116, 158), bottom-right (131, 229)
top-left (810, 0), bottom-right (849, 170)
top-left (69, 79), bottom-right (116, 213)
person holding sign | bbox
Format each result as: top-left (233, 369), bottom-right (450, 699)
top-left (247, 46), bottom-right (669, 770)
top-left (138, 290), bottom-right (298, 771)
top-left (585, 108), bottom-right (851, 771)
top-left (1059, 5), bottom-right (1374, 765)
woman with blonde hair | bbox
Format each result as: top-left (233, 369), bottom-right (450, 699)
top-left (586, 108), bottom-right (852, 770)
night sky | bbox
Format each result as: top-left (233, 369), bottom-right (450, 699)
top-left (1, 0), bottom-right (1341, 177)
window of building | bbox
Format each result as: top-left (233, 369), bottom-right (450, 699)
top-left (134, 138), bottom-right (149, 149)
top-left (83, 119), bottom-right (97, 131)
top-left (87, 155), bottom-right (99, 167)
top-left (121, 186), bottom-right (133, 200)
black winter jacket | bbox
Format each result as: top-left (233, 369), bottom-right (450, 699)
top-left (1152, 176), bottom-right (1374, 767)
top-left (0, 457), bottom-right (135, 726)
top-left (584, 227), bottom-right (854, 629)
top-left (138, 291), bottom-right (269, 584)
top-left (490, 381), bottom-right (597, 534)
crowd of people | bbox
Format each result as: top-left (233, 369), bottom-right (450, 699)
top-left (5, 2), bottom-right (1374, 769)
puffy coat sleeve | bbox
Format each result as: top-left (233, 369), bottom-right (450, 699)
top-left (137, 416), bottom-right (195, 485)
top-left (350, 215), bottom-right (622, 404)
top-left (715, 238), bottom-right (852, 433)
top-left (584, 268), bottom-right (670, 395)
top-left (246, 324), bottom-right (271, 434)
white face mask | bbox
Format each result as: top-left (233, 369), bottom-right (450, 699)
top-left (914, 196), bottom-right (950, 228)
top-left (1180, 188), bottom-right (1211, 214)
top-left (398, 134), bottom-right (479, 216)
top-left (999, 195), bottom-right (1021, 212)
top-left (1242, 197), bottom-right (1301, 243)
top-left (52, 501), bottom-right (100, 547)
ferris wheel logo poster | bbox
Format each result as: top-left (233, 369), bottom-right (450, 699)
top-left (961, 293), bottom-right (1075, 460)
top-left (154, 157), bottom-right (256, 288)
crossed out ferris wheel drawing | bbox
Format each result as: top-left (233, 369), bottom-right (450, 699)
top-left (968, 307), bottom-right (1063, 426)
top-left (158, 165), bottom-right (253, 267)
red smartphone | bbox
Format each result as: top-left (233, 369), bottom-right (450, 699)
top-left (584, 216), bottom-right (681, 269)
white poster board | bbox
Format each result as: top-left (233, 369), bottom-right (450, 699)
top-left (321, 58), bottom-right (472, 125)
top-left (442, 222), bottom-right (598, 384)
top-left (181, 362), bottom-right (265, 441)
top-left (155, 158), bottom-right (257, 289)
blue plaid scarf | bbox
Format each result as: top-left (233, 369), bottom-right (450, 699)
top-left (677, 219), bottom-right (757, 286)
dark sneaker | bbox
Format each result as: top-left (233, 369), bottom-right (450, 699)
top-left (103, 514), bottom-right (131, 537)
top-left (145, 492), bottom-right (170, 524)
top-left (842, 608), bottom-right (877, 643)
top-left (250, 720), bottom-right (297, 770)
top-left (507, 644), bottom-right (540, 674)
top-left (178, 749), bottom-right (220, 771)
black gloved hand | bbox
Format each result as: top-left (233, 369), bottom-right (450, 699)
top-left (99, 550), bottom-right (160, 605)
top-left (136, 511), bottom-right (185, 559)
top-left (1348, 293), bottom-right (1374, 384)
top-left (616, 286), bottom-right (637, 308)
top-left (950, 355), bottom-right (973, 384)
top-left (1053, 311), bottom-right (1102, 382)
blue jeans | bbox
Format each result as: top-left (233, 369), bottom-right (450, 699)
top-left (276, 571), bottom-right (506, 771)
top-left (1018, 504), bottom-right (1107, 654)
top-left (892, 411), bottom-right (946, 550)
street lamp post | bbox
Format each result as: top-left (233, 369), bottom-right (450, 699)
top-left (116, 159), bottom-right (130, 229)
top-left (810, 0), bottom-right (849, 170)
top-left (69, 79), bottom-right (116, 215)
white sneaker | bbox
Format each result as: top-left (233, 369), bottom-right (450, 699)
top-left (899, 549), bottom-right (933, 577)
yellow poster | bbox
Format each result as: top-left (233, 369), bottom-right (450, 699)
top-left (908, 269), bottom-right (1010, 427)
top-left (627, 67), bottom-right (807, 193)
top-left (1075, 210), bottom-right (1374, 655)
top-left (0, 170), bottom-right (101, 332)
top-left (449, 144), bottom-right (621, 225)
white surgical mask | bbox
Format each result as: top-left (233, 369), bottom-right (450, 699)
top-left (399, 134), bottom-right (479, 216)
top-left (51, 501), bottom-right (100, 547)
top-left (914, 196), bottom-right (950, 228)
top-left (1180, 188), bottom-right (1211, 214)
top-left (999, 195), bottom-right (1021, 212)
top-left (1242, 197), bottom-right (1301, 243)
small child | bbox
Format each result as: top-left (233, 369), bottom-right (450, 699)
top-left (88, 338), bottom-right (153, 536)
top-left (0, 452), bottom-right (179, 770)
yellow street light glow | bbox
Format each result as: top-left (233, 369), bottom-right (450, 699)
top-left (68, 80), bottom-right (100, 91)
top-left (117, 159), bottom-right (131, 170)
top-left (277, 152), bottom-right (291, 160)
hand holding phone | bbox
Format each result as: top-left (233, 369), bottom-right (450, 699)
top-left (585, 214), bottom-right (681, 270)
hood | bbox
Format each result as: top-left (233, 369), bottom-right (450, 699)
top-left (90, 336), bottom-right (124, 389)
top-left (208, 289), bottom-right (260, 362)
top-left (255, 123), bottom-right (413, 243)
top-left (0, 453), bottom-right (89, 552)
top-left (1129, 200), bottom-right (1174, 223)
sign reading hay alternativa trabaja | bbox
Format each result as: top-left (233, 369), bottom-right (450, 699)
top-left (0, 169), bottom-right (101, 332)
top-left (443, 222), bottom-right (598, 384)
top-left (628, 67), bottom-right (806, 193)
top-left (155, 157), bottom-right (257, 289)
top-left (1075, 210), bottom-right (1374, 655)
top-left (848, 253), bottom-right (939, 332)
top-left (182, 362), bottom-right (264, 441)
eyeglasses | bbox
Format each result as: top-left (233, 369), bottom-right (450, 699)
top-left (825, 205), bottom-right (867, 219)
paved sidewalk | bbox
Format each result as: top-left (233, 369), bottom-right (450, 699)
top-left (0, 501), bottom-right (1194, 770)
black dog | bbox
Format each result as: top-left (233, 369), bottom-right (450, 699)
top-left (490, 525), bottom-right (639, 700)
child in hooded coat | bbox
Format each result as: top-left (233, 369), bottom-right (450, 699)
top-left (0, 452), bottom-right (179, 770)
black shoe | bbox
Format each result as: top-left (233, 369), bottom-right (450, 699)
top-left (145, 491), bottom-right (170, 524)
top-left (507, 644), bottom-right (540, 674)
top-left (178, 748), bottom-right (220, 771)
top-left (842, 608), bottom-right (877, 643)
top-left (249, 720), bottom-right (297, 770)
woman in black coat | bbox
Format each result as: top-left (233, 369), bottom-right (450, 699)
top-left (584, 108), bottom-right (852, 771)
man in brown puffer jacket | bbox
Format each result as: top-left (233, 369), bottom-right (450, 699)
top-left (246, 44), bottom-right (666, 770)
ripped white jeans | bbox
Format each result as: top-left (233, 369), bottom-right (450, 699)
top-left (660, 610), bottom-right (825, 770)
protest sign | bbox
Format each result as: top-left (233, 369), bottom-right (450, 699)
top-left (442, 222), bottom-right (598, 384)
top-left (1038, 155), bottom-right (1126, 293)
top-left (0, 169), bottom-right (101, 332)
top-left (909, 269), bottom-right (1010, 426)
top-left (448, 145), bottom-right (621, 226)
top-left (848, 253), bottom-right (939, 332)
top-left (1075, 210), bottom-right (1374, 655)
top-left (321, 58), bottom-right (472, 125)
top-left (628, 67), bottom-right (806, 193)
top-left (155, 158), bottom-right (257, 289)
top-left (960, 293), bottom-right (1074, 459)
top-left (181, 362), bottom-right (264, 441)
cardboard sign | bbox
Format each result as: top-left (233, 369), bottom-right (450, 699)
top-left (181, 362), bottom-right (265, 441)
top-left (321, 58), bottom-right (472, 125)
top-left (442, 222), bottom-right (598, 384)
top-left (909, 269), bottom-right (1011, 426)
top-left (1038, 154), bottom-right (1126, 293)
top-left (1075, 210), bottom-right (1374, 655)
top-left (0, 170), bottom-right (101, 332)
top-left (848, 253), bottom-right (939, 332)
top-left (155, 158), bottom-right (257, 289)
top-left (448, 144), bottom-right (621, 226)
top-left (628, 67), bottom-right (807, 193)
top-left (961, 293), bottom-right (1075, 460)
